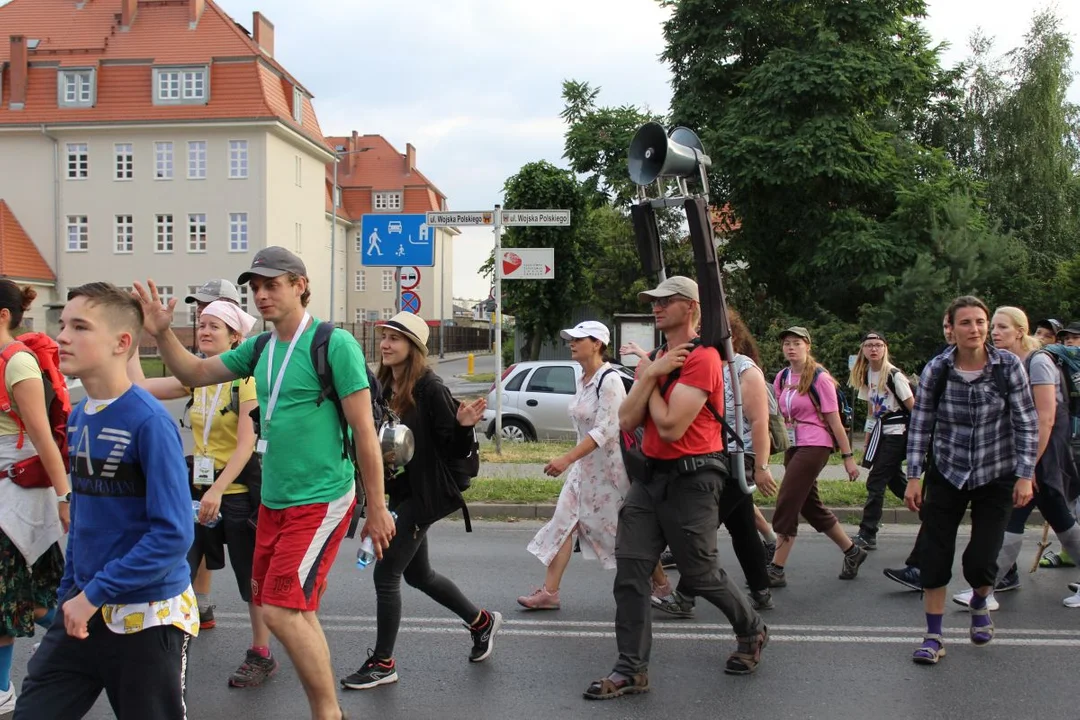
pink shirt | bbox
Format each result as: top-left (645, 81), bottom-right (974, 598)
top-left (773, 368), bottom-right (838, 449)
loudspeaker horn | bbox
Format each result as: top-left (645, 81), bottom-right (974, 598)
top-left (628, 122), bottom-right (708, 186)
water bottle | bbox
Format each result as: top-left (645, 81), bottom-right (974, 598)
top-left (192, 500), bottom-right (222, 528)
top-left (356, 511), bottom-right (397, 569)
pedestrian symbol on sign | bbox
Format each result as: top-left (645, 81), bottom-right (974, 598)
top-left (367, 228), bottom-right (383, 256)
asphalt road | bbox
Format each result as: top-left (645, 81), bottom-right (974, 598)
top-left (12, 522), bottom-right (1079, 720)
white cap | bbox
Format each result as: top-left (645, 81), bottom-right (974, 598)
top-left (559, 320), bottom-right (611, 346)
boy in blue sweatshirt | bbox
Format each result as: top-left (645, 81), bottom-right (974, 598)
top-left (15, 283), bottom-right (196, 720)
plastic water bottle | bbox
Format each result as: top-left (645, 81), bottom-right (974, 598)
top-left (192, 500), bottom-right (222, 528)
top-left (356, 512), bottom-right (397, 569)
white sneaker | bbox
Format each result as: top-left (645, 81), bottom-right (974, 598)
top-left (1063, 591), bottom-right (1080, 608)
top-left (951, 589), bottom-right (1000, 611)
top-left (0, 685), bottom-right (16, 713)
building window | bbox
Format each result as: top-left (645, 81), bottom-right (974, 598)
top-left (294, 222), bottom-right (302, 251)
top-left (155, 142), bottom-right (173, 180)
top-left (292, 87), bottom-right (303, 124)
top-left (355, 270), bottom-right (365, 292)
top-left (66, 216), bottom-right (88, 251)
top-left (157, 286), bottom-right (174, 320)
top-left (114, 143), bottom-right (134, 180)
top-left (354, 308), bottom-right (365, 324)
top-left (238, 285), bottom-right (250, 313)
top-left (374, 192), bottom-right (402, 211)
top-left (155, 214), bottom-right (174, 252)
top-left (334, 186), bottom-right (342, 207)
top-left (382, 307), bottom-right (395, 320)
top-left (187, 141), bottom-right (207, 179)
top-left (381, 270), bottom-right (394, 292)
top-left (114, 215), bottom-right (134, 253)
top-left (294, 156), bottom-right (301, 187)
top-left (188, 213), bottom-right (207, 252)
top-left (187, 285), bottom-right (200, 325)
top-left (59, 69), bottom-right (94, 107)
top-left (66, 143), bottom-right (88, 179)
top-left (229, 140), bottom-right (248, 179)
top-left (229, 212), bottom-right (248, 251)
top-left (155, 67), bottom-right (207, 103)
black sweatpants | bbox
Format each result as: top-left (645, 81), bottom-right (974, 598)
top-left (859, 434), bottom-right (908, 539)
top-left (15, 591), bottom-right (190, 720)
top-left (187, 491), bottom-right (257, 602)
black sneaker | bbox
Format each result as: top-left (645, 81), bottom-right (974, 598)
top-left (766, 563), bottom-right (787, 588)
top-left (652, 591), bottom-right (695, 618)
top-left (660, 549), bottom-right (677, 569)
top-left (749, 589), bottom-right (774, 610)
top-left (996, 565), bottom-right (1020, 592)
top-left (762, 539), bottom-right (777, 565)
top-left (467, 610), bottom-right (502, 663)
top-left (340, 650), bottom-right (398, 690)
top-left (852, 534), bottom-right (877, 551)
top-left (228, 649), bottom-right (279, 688)
top-left (839, 545), bottom-right (868, 580)
top-left (883, 565), bottom-right (922, 591)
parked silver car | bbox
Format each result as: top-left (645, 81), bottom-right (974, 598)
top-left (481, 361), bottom-right (634, 442)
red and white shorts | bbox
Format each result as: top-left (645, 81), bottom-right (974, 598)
top-left (251, 488), bottom-right (356, 612)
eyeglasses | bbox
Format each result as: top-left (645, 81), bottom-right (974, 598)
top-left (862, 343), bottom-right (885, 350)
top-left (650, 296), bottom-right (689, 309)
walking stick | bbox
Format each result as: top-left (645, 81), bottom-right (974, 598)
top-left (1031, 522), bottom-right (1051, 574)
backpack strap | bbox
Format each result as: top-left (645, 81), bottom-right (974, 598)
top-left (596, 367), bottom-right (617, 399)
top-left (885, 367), bottom-right (911, 416)
top-left (0, 342), bottom-right (30, 447)
top-left (656, 345), bottom-right (744, 452)
top-left (310, 322), bottom-right (354, 465)
top-left (249, 331), bottom-right (272, 375)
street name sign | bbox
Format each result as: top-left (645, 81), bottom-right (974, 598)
top-left (500, 210), bottom-right (571, 226)
top-left (425, 211), bottom-right (494, 227)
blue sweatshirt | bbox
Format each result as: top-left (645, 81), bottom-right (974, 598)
top-left (58, 385), bottom-right (193, 607)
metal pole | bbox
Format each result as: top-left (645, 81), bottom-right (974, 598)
top-left (330, 154), bottom-right (338, 324)
top-left (494, 204), bottom-right (503, 455)
top-left (439, 230), bottom-right (445, 359)
top-left (397, 267), bottom-right (403, 313)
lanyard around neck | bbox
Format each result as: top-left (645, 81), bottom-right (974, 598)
top-left (264, 313), bottom-right (311, 426)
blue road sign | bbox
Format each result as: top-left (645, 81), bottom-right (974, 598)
top-left (360, 214), bottom-right (436, 267)
top-left (400, 290), bottom-right (421, 314)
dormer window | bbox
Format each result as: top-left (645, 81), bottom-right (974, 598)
top-left (292, 87), bottom-right (303, 124)
top-left (154, 67), bottom-right (209, 105)
top-left (58, 69), bottom-right (95, 107)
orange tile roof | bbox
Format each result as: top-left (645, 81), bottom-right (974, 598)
top-left (325, 134), bottom-right (447, 221)
top-left (0, 0), bottom-right (330, 152)
top-left (0, 200), bottom-right (55, 282)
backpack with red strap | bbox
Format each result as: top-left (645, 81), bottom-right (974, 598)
top-left (0, 333), bottom-right (71, 489)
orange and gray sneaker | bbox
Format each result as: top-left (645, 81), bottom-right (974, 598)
top-left (228, 649), bottom-right (279, 688)
top-left (517, 586), bottom-right (560, 610)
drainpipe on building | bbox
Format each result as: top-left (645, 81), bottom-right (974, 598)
top-left (40, 124), bottom-right (61, 296)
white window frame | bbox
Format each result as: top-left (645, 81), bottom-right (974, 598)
top-left (355, 270), bottom-right (366, 292)
top-left (292, 87), bottom-right (303, 123)
top-left (381, 270), bottom-right (395, 292)
top-left (354, 308), bottom-right (365, 324)
top-left (228, 140), bottom-right (248, 179)
top-left (294, 156), bottom-right (302, 187)
top-left (114, 215), bottom-right (134, 254)
top-left (374, 191), bottom-right (402, 211)
top-left (154, 67), bottom-right (208, 104)
top-left (154, 142), bottom-right (174, 180)
top-left (187, 140), bottom-right (207, 179)
top-left (66, 143), bottom-right (89, 180)
top-left (294, 222), bottom-right (302, 251)
top-left (155, 214), bottom-right (174, 253)
top-left (355, 232), bottom-right (363, 254)
top-left (66, 215), bottom-right (88, 251)
top-left (382, 307), bottom-right (395, 321)
top-left (187, 213), bottom-right (207, 253)
top-left (58, 69), bottom-right (95, 107)
top-left (229, 212), bottom-right (248, 252)
top-left (238, 285), bottom-right (251, 313)
top-left (114, 143), bottom-right (134, 181)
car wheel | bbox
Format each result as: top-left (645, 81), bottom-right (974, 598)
top-left (501, 418), bottom-right (534, 443)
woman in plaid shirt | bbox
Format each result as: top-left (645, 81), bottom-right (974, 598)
top-left (904, 296), bottom-right (1038, 665)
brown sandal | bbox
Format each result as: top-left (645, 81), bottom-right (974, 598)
top-left (724, 625), bottom-right (769, 675)
top-left (582, 672), bottom-right (650, 700)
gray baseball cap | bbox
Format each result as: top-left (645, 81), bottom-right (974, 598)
top-left (237, 246), bottom-right (308, 285)
top-left (184, 278), bottom-right (242, 305)
top-left (637, 276), bottom-right (700, 303)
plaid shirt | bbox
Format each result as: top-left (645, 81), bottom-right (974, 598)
top-left (906, 345), bottom-right (1038, 488)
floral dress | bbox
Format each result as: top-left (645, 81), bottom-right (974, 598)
top-left (526, 363), bottom-right (630, 569)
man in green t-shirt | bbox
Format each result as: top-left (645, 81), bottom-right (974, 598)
top-left (135, 247), bottom-right (394, 720)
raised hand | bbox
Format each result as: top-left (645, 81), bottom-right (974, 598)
top-left (456, 397), bottom-right (487, 427)
top-left (132, 280), bottom-right (178, 337)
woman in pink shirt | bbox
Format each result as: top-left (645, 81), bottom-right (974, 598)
top-left (769, 327), bottom-right (865, 587)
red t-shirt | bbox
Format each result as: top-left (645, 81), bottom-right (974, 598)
top-left (641, 345), bottom-right (726, 460)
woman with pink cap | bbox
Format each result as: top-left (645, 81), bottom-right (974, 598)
top-left (128, 300), bottom-right (278, 689)
top-left (517, 320), bottom-right (631, 610)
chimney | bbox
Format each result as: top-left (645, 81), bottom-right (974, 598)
top-left (189, 0), bottom-right (205, 27)
top-left (405, 143), bottom-right (416, 174)
top-left (9, 36), bottom-right (27, 110)
top-left (121, 0), bottom-right (137, 29)
top-left (349, 131), bottom-right (360, 175)
top-left (253, 12), bottom-right (274, 57)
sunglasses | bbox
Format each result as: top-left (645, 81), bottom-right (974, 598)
top-left (650, 296), bottom-right (690, 309)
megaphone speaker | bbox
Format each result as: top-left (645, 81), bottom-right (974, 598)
top-left (628, 122), bottom-right (703, 186)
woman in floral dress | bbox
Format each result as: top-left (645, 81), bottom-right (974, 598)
top-left (518, 321), bottom-right (630, 610)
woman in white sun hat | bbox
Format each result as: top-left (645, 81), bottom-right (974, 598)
top-left (518, 321), bottom-right (631, 610)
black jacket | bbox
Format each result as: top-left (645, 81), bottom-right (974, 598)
top-left (384, 370), bottom-right (473, 528)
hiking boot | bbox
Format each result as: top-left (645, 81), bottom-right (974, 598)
top-left (852, 534), bottom-right (877, 551)
top-left (766, 563), bottom-right (787, 588)
top-left (517, 586), bottom-right (560, 610)
top-left (652, 591), bottom-right (695, 618)
top-left (996, 565), bottom-right (1020, 592)
top-left (883, 565), bottom-right (922, 591)
top-left (467, 610), bottom-right (502, 662)
top-left (340, 650), bottom-right (398, 691)
top-left (659, 549), bottom-right (677, 569)
top-left (951, 589), bottom-right (1000, 611)
top-left (762, 539), bottom-right (777, 565)
top-left (228, 649), bottom-right (279, 688)
top-left (199, 604), bottom-right (216, 630)
top-left (839, 545), bottom-right (868, 580)
top-left (749, 589), bottom-right (774, 610)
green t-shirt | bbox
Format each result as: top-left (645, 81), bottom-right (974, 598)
top-left (220, 320), bottom-right (369, 509)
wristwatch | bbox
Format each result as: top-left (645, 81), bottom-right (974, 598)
top-left (57, 492), bottom-right (71, 504)
top-left (841, 452), bottom-right (854, 460)
top-left (757, 463), bottom-right (770, 472)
